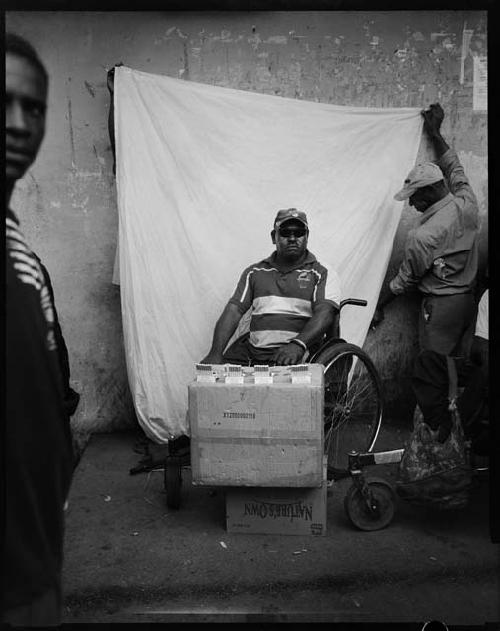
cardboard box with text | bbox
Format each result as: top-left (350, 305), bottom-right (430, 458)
top-left (189, 364), bottom-right (324, 487)
top-left (225, 458), bottom-right (327, 535)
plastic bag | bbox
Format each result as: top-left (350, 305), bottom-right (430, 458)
top-left (397, 358), bottom-right (472, 509)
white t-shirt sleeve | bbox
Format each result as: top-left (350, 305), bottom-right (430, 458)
top-left (324, 268), bottom-right (342, 308)
top-left (474, 289), bottom-right (488, 340)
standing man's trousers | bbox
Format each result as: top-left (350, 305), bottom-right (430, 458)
top-left (419, 292), bottom-right (475, 356)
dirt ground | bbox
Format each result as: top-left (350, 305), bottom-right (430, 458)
top-left (62, 429), bottom-right (498, 625)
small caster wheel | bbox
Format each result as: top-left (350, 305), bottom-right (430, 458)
top-left (344, 477), bottom-right (396, 531)
top-left (164, 456), bottom-right (182, 509)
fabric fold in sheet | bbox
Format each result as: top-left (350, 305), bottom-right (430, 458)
top-left (114, 66), bottom-right (423, 443)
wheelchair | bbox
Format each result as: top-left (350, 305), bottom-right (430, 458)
top-left (307, 298), bottom-right (382, 478)
top-left (163, 297), bottom-right (384, 510)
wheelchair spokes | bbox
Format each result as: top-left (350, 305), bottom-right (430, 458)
top-left (316, 342), bottom-right (383, 473)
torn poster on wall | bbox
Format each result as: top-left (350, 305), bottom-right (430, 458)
top-left (473, 56), bottom-right (487, 111)
top-left (114, 66), bottom-right (422, 443)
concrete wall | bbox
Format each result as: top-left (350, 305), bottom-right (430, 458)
top-left (6, 11), bottom-right (488, 440)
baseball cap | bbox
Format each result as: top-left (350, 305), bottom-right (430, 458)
top-left (394, 162), bottom-right (444, 201)
top-left (274, 208), bottom-right (309, 229)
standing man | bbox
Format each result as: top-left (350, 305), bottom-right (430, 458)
top-left (372, 103), bottom-right (479, 356)
top-left (3, 33), bottom-right (74, 626)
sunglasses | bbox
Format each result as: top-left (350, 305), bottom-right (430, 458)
top-left (278, 228), bottom-right (307, 238)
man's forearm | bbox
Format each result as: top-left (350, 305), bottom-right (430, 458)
top-left (377, 283), bottom-right (399, 309)
top-left (206, 303), bottom-right (242, 356)
top-left (295, 304), bottom-right (336, 348)
top-left (427, 130), bottom-right (450, 159)
top-left (422, 105), bottom-right (475, 205)
top-left (422, 104), bottom-right (449, 159)
top-left (435, 145), bottom-right (478, 211)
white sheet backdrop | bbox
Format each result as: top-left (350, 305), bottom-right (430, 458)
top-left (114, 66), bottom-right (423, 443)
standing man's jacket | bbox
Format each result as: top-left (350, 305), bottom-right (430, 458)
top-left (34, 254), bottom-right (80, 417)
top-left (390, 148), bottom-right (479, 297)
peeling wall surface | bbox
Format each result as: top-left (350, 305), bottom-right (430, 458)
top-left (6, 11), bottom-right (488, 432)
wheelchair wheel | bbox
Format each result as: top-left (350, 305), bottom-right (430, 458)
top-left (314, 342), bottom-right (382, 474)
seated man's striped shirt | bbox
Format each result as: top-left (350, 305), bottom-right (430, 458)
top-left (228, 250), bottom-right (341, 349)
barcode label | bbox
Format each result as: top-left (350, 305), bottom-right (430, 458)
top-left (195, 363), bottom-right (216, 382)
top-left (291, 364), bottom-right (311, 384)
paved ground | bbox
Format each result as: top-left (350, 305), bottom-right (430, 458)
top-left (62, 428), bottom-right (498, 624)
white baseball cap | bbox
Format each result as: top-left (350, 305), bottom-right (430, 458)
top-left (394, 162), bottom-right (444, 201)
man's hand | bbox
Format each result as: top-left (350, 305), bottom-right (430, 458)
top-left (422, 103), bottom-right (444, 137)
top-left (107, 62), bottom-right (124, 92)
top-left (370, 307), bottom-right (384, 330)
top-left (470, 335), bottom-right (488, 376)
top-left (272, 342), bottom-right (305, 366)
top-left (199, 352), bottom-right (224, 365)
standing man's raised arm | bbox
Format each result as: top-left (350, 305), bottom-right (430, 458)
top-left (422, 103), bottom-right (449, 157)
top-left (424, 103), bottom-right (478, 215)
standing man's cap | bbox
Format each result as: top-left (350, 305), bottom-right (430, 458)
top-left (394, 162), bottom-right (444, 201)
top-left (274, 208), bottom-right (309, 229)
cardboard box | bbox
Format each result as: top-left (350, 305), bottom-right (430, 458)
top-left (225, 459), bottom-right (327, 536)
top-left (188, 364), bottom-right (324, 487)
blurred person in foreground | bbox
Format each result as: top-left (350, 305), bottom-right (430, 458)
top-left (2, 32), bottom-right (75, 626)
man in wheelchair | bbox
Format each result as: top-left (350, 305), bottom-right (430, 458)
top-left (168, 209), bottom-right (342, 457)
top-left (200, 208), bottom-right (342, 367)
top-left (169, 208), bottom-right (341, 455)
